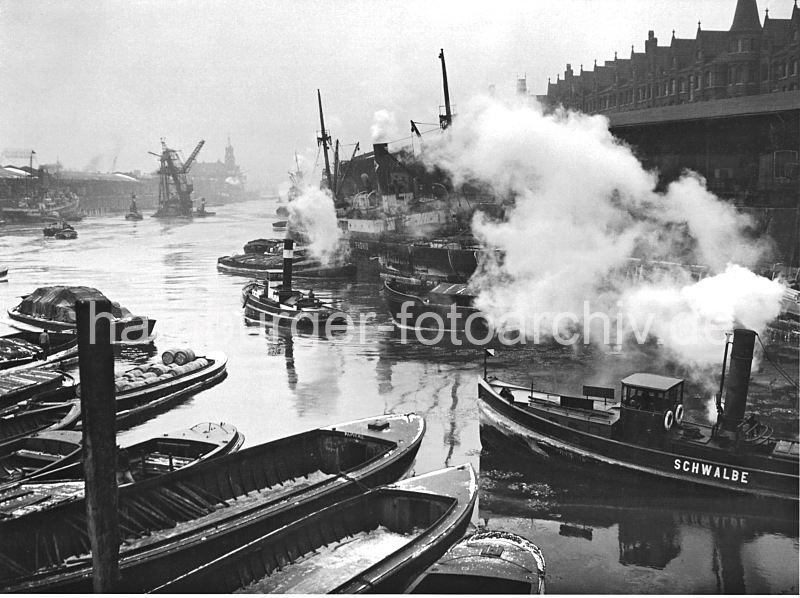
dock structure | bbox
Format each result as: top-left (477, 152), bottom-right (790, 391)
top-left (542, 0), bottom-right (800, 267)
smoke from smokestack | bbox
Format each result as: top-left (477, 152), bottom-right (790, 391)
top-left (370, 109), bottom-right (399, 143)
top-left (421, 95), bottom-right (783, 369)
top-left (287, 185), bottom-right (343, 265)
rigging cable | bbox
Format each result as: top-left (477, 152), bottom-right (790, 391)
top-left (755, 333), bottom-right (799, 390)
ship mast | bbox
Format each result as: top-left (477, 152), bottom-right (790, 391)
top-left (317, 89), bottom-right (333, 192)
top-left (438, 49), bottom-right (453, 129)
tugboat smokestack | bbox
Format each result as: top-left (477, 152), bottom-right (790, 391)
top-left (721, 328), bottom-right (756, 431)
top-left (282, 237), bottom-right (294, 292)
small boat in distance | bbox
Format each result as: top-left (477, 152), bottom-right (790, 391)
top-left (125, 193), bottom-right (143, 220)
top-left (53, 227), bottom-right (77, 240)
top-left (42, 220), bottom-right (75, 238)
top-left (152, 464), bottom-right (477, 594)
top-left (479, 329), bottom-right (799, 502)
top-left (405, 530), bottom-right (547, 594)
top-left (0, 266), bottom-right (7, 282)
top-left (194, 198), bottom-right (215, 217)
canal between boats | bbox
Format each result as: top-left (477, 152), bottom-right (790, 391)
top-left (1, 198), bottom-right (797, 594)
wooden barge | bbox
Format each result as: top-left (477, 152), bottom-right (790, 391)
top-left (153, 464), bottom-right (477, 594)
top-left (77, 350), bottom-right (228, 430)
top-left (0, 422), bottom-right (243, 520)
top-left (0, 329), bottom-right (78, 374)
top-left (7, 286), bottom-right (155, 343)
top-left (0, 413), bottom-right (425, 592)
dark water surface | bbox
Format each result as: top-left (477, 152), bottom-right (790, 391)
top-left (1, 199), bottom-right (797, 594)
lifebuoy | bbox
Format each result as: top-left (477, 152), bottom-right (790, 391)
top-left (674, 404), bottom-right (684, 425)
top-left (663, 410), bottom-right (674, 431)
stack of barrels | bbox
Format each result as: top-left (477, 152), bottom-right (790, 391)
top-left (114, 347), bottom-right (209, 393)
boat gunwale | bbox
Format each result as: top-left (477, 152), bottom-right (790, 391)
top-left (1, 415), bottom-right (424, 591)
top-left (152, 465), bottom-right (474, 594)
top-left (479, 378), bottom-right (799, 501)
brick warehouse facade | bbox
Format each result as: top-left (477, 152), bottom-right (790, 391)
top-left (545, 0), bottom-right (799, 114)
top-left (540, 0), bottom-right (799, 268)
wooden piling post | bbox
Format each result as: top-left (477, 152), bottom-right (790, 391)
top-left (76, 299), bottom-right (120, 592)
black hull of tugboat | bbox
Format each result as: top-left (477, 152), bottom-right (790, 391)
top-left (217, 254), bottom-right (356, 280)
top-left (350, 238), bottom-right (479, 282)
top-left (243, 288), bottom-right (345, 329)
top-left (383, 281), bottom-right (488, 335)
top-left (478, 380), bottom-right (799, 502)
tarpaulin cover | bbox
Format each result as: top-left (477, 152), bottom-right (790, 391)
top-left (16, 286), bottom-right (131, 323)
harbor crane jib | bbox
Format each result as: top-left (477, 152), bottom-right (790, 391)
top-left (151, 138), bottom-right (205, 218)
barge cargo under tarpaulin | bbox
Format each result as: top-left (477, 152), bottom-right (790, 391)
top-left (479, 329), bottom-right (799, 502)
top-left (7, 286), bottom-right (155, 343)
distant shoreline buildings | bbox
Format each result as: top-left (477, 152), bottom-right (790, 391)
top-left (0, 138), bottom-right (254, 215)
top-left (544, 0), bottom-right (798, 114)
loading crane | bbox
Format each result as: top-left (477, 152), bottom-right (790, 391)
top-left (150, 138), bottom-right (204, 218)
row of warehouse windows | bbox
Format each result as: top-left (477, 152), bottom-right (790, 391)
top-left (581, 60), bottom-right (798, 110)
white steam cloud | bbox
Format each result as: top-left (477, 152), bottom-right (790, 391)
top-left (371, 109), bottom-right (399, 142)
top-left (287, 185), bottom-right (342, 265)
top-left (422, 95), bottom-right (783, 368)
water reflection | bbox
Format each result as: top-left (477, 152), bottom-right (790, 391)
top-left (2, 199), bottom-right (795, 594)
top-left (258, 321), bottom-right (344, 417)
top-left (479, 450), bottom-right (799, 594)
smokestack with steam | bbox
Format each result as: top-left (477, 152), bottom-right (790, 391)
top-left (720, 328), bottom-right (756, 431)
top-left (279, 237), bottom-right (294, 303)
top-left (373, 143), bottom-right (391, 195)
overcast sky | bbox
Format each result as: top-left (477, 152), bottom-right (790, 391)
top-left (0, 0), bottom-right (784, 191)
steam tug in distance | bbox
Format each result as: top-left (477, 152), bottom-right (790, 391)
top-left (479, 329), bottom-right (799, 502)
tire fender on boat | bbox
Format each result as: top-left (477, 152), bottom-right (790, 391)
top-left (663, 409), bottom-right (675, 431)
top-left (674, 404), bottom-right (684, 426)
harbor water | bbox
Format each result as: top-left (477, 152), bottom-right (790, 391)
top-left (1, 198), bottom-right (797, 594)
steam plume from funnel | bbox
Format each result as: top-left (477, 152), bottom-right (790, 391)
top-left (371, 109), bottom-right (399, 142)
top-left (421, 95), bottom-right (781, 366)
top-left (287, 186), bottom-right (342, 265)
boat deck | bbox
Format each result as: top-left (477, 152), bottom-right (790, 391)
top-left (500, 383), bottom-right (621, 428)
top-left (0, 369), bottom-right (65, 408)
top-left (238, 525), bottom-right (418, 594)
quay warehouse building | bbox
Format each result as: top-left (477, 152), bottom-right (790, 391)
top-left (541, 0), bottom-right (800, 269)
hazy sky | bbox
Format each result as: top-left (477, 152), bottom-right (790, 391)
top-left (0, 0), bottom-right (785, 190)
